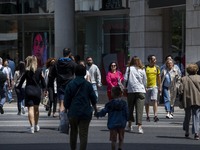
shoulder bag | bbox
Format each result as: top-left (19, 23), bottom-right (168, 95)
top-left (117, 71), bottom-right (124, 92)
top-left (188, 76), bottom-right (200, 93)
top-left (123, 67), bottom-right (130, 97)
top-left (59, 83), bottom-right (84, 134)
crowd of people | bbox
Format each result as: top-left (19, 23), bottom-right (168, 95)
top-left (0, 50), bottom-right (200, 150)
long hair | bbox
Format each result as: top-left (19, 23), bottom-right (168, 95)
top-left (46, 58), bottom-right (56, 68)
top-left (18, 61), bottom-right (25, 75)
top-left (108, 61), bottom-right (118, 72)
top-left (129, 56), bottom-right (144, 69)
top-left (25, 55), bottom-right (38, 73)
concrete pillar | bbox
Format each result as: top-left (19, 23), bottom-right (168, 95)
top-left (129, 0), bottom-right (163, 65)
top-left (185, 0), bottom-right (200, 64)
top-left (54, 0), bottom-right (75, 58)
top-left (162, 8), bottom-right (172, 60)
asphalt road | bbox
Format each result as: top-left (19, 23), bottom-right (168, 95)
top-left (0, 100), bottom-right (200, 150)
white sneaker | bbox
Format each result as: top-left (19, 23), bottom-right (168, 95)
top-left (126, 125), bottom-right (133, 132)
top-left (35, 125), bottom-right (40, 132)
top-left (166, 114), bottom-right (173, 119)
top-left (30, 126), bottom-right (34, 134)
top-left (138, 127), bottom-right (144, 134)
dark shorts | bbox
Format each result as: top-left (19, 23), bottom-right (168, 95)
top-left (110, 128), bottom-right (125, 142)
top-left (57, 88), bottom-right (65, 101)
top-left (25, 98), bottom-right (40, 107)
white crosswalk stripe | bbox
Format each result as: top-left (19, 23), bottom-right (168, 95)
top-left (0, 103), bottom-right (186, 128)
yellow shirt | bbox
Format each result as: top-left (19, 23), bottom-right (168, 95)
top-left (146, 65), bottom-right (160, 87)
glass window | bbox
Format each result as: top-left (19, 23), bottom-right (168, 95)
top-left (75, 15), bottom-right (129, 85)
top-left (103, 16), bottom-right (129, 70)
top-left (0, 19), bottom-right (18, 63)
top-left (0, 0), bottom-right (17, 14)
top-left (0, 0), bottom-right (54, 14)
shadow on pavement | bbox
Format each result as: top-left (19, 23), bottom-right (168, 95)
top-left (157, 135), bottom-right (196, 140)
top-left (0, 143), bottom-right (200, 150)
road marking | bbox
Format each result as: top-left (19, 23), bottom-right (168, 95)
top-left (0, 119), bottom-right (184, 128)
top-left (0, 105), bottom-right (186, 128)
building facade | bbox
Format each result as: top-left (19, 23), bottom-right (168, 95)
top-left (0, 0), bottom-right (199, 83)
top-left (0, 0), bottom-right (54, 68)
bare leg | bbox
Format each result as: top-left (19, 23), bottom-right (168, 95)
top-left (145, 104), bottom-right (150, 117)
top-left (153, 101), bottom-right (158, 117)
top-left (28, 106), bottom-right (35, 127)
top-left (59, 100), bottom-right (65, 112)
top-left (34, 105), bottom-right (39, 125)
top-left (138, 124), bottom-right (142, 129)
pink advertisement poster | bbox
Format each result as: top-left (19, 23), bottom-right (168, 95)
top-left (32, 32), bottom-right (48, 68)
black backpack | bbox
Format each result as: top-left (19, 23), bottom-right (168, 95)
top-left (0, 67), bottom-right (7, 85)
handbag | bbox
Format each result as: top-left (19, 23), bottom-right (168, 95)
top-left (59, 110), bottom-right (69, 134)
top-left (41, 96), bottom-right (49, 106)
top-left (123, 89), bottom-right (128, 97)
top-left (117, 72), bottom-right (125, 92)
top-left (123, 67), bottom-right (130, 97)
top-left (188, 76), bottom-right (200, 92)
top-left (59, 83), bottom-right (84, 134)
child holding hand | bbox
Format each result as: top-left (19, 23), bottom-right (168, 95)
top-left (96, 86), bottom-right (128, 150)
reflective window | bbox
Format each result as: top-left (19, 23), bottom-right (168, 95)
top-left (0, 19), bottom-right (18, 62)
top-left (0, 0), bottom-right (17, 14)
top-left (76, 15), bottom-right (129, 85)
top-left (103, 16), bottom-right (129, 66)
top-left (0, 0), bottom-right (54, 14)
top-left (18, 0), bottom-right (48, 14)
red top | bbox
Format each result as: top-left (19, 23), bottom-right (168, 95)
top-left (106, 71), bottom-right (124, 92)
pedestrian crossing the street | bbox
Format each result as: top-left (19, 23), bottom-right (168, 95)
top-left (1, 102), bottom-right (199, 150)
top-left (0, 102), bottom-right (186, 129)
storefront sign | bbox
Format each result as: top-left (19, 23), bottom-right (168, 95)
top-left (149, 0), bottom-right (186, 8)
top-left (102, 0), bottom-right (122, 10)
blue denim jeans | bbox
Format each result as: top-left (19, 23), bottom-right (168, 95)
top-left (163, 86), bottom-right (171, 112)
top-left (15, 87), bottom-right (25, 112)
top-left (4, 84), bottom-right (13, 102)
top-left (92, 83), bottom-right (98, 100)
top-left (0, 85), bottom-right (6, 106)
top-left (192, 106), bottom-right (200, 134)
